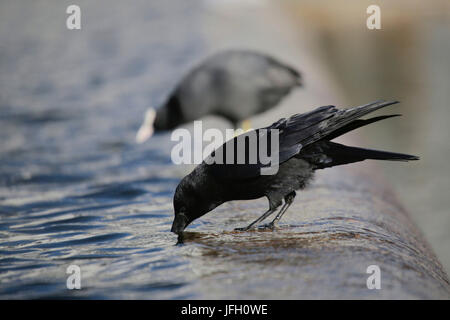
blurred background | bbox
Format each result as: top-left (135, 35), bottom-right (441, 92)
top-left (0, 0), bottom-right (449, 298)
top-left (285, 0), bottom-right (450, 274)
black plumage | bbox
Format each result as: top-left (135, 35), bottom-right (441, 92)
top-left (170, 100), bottom-right (419, 234)
top-left (136, 50), bottom-right (302, 142)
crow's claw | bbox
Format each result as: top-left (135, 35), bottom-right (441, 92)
top-left (257, 222), bottom-right (275, 230)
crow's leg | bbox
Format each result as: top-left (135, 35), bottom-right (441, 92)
top-left (256, 202), bottom-right (289, 230)
top-left (234, 196), bottom-right (282, 231)
top-left (259, 191), bottom-right (296, 229)
top-left (234, 207), bottom-right (277, 231)
top-left (234, 205), bottom-right (278, 231)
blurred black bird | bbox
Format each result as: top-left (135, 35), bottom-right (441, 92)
top-left (136, 49), bottom-right (302, 142)
top-left (170, 100), bottom-right (419, 234)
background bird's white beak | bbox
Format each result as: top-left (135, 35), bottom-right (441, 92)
top-left (136, 108), bottom-right (156, 143)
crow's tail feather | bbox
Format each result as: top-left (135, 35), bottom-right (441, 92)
top-left (301, 141), bottom-right (419, 169)
top-left (325, 114), bottom-right (401, 141)
top-left (298, 100), bottom-right (400, 147)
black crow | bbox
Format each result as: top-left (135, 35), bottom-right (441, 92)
top-left (136, 50), bottom-right (302, 142)
top-left (170, 100), bottom-right (418, 234)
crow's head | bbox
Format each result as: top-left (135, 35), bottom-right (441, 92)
top-left (171, 173), bottom-right (216, 234)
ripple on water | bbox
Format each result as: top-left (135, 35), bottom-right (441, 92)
top-left (74, 184), bottom-right (148, 200)
top-left (31, 233), bottom-right (131, 249)
top-left (0, 0), bottom-right (208, 300)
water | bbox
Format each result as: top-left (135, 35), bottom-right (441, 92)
top-left (1, 1), bottom-right (449, 299)
top-left (0, 0), bottom-right (206, 299)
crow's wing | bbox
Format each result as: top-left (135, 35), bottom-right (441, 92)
top-left (206, 100), bottom-right (398, 181)
top-left (205, 105), bottom-right (337, 180)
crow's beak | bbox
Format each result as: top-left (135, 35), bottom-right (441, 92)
top-left (171, 213), bottom-right (188, 234)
